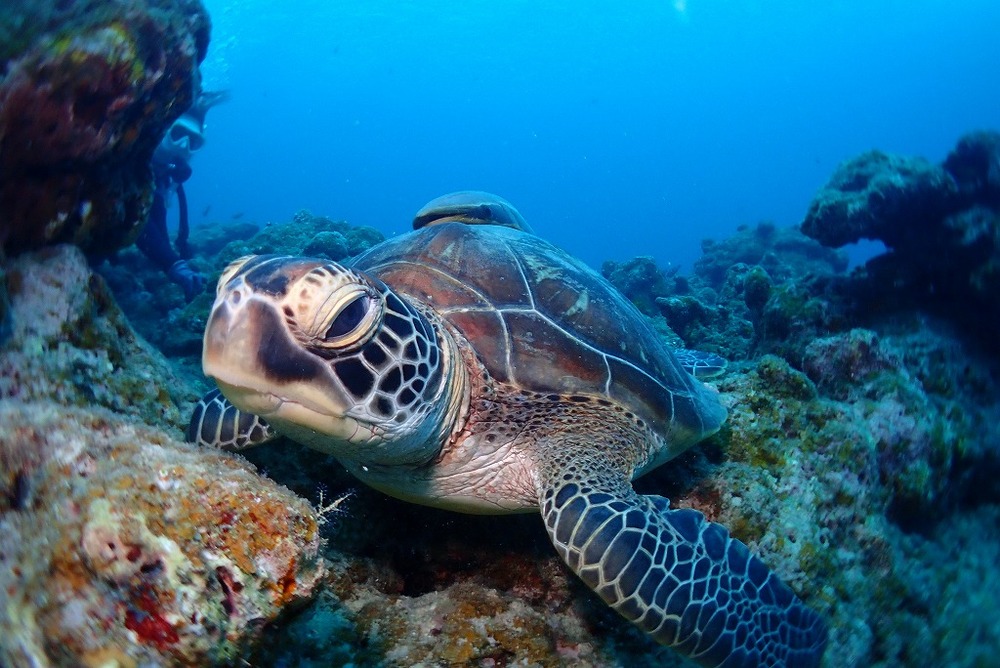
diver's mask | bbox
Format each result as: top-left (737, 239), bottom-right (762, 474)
top-left (154, 90), bottom-right (228, 168)
top-left (155, 114), bottom-right (205, 167)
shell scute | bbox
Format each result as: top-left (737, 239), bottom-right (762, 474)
top-left (503, 311), bottom-right (608, 393)
top-left (353, 223), bottom-right (715, 434)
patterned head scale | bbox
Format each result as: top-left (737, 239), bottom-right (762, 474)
top-left (202, 255), bottom-right (450, 464)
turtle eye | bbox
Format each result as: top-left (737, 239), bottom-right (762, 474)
top-left (325, 295), bottom-right (370, 341)
top-left (311, 288), bottom-right (382, 352)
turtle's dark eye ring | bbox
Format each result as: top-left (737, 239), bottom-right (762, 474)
top-left (326, 295), bottom-right (370, 340)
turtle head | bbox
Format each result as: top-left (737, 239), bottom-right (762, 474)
top-left (202, 254), bottom-right (462, 466)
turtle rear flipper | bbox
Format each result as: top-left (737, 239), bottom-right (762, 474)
top-left (186, 388), bottom-right (277, 450)
top-left (536, 441), bottom-right (827, 667)
top-left (674, 348), bottom-right (728, 379)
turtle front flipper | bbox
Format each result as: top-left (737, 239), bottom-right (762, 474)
top-left (186, 388), bottom-right (278, 450)
top-left (537, 447), bottom-right (827, 667)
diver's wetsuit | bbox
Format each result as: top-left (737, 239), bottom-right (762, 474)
top-left (136, 159), bottom-right (203, 300)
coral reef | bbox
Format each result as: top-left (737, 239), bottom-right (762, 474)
top-left (240, 473), bottom-right (693, 668)
top-left (5, 171), bottom-right (999, 664)
top-left (231, 309), bottom-right (1000, 667)
top-left (0, 400), bottom-right (324, 667)
top-left (598, 205), bottom-right (1000, 666)
top-left (799, 151), bottom-right (959, 248)
top-left (212, 209), bottom-right (386, 267)
top-left (602, 222), bottom-right (848, 364)
top-left (695, 220), bottom-right (847, 287)
top-left (0, 242), bottom-right (325, 666)
top-left (651, 321), bottom-right (1000, 666)
top-left (800, 131), bottom-right (1000, 349)
top-left (0, 0), bottom-right (211, 258)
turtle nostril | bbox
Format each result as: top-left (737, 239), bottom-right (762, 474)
top-left (229, 290), bottom-right (242, 305)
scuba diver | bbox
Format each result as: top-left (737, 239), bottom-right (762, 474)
top-left (137, 88), bottom-right (228, 301)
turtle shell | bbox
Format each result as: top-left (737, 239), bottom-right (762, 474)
top-left (352, 223), bottom-right (723, 438)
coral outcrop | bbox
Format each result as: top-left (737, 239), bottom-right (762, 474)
top-left (800, 131), bottom-right (1000, 348)
top-left (0, 244), bottom-right (325, 665)
top-left (799, 152), bottom-right (959, 248)
top-left (0, 0), bottom-right (211, 258)
top-left (597, 212), bottom-right (1000, 665)
top-left (602, 222), bottom-right (848, 364)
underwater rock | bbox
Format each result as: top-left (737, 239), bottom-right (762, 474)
top-left (244, 482), bottom-right (686, 668)
top-left (943, 130), bottom-right (1000, 204)
top-left (655, 293), bottom-right (714, 331)
top-left (600, 230), bottom-right (1000, 665)
top-left (186, 219), bottom-right (260, 258)
top-left (601, 255), bottom-right (677, 315)
top-left (0, 399), bottom-right (324, 667)
top-left (649, 223), bottom-right (851, 363)
top-left (1, 244), bottom-right (199, 432)
top-left (99, 245), bottom-right (212, 362)
top-left (686, 336), bottom-right (1000, 666)
top-left (800, 151), bottom-right (959, 248)
top-left (214, 210), bottom-right (385, 267)
top-left (754, 277), bottom-right (849, 365)
top-left (742, 264), bottom-right (773, 313)
top-left (802, 329), bottom-right (899, 398)
top-left (344, 225), bottom-right (388, 256)
top-left (800, 132), bottom-right (1000, 349)
top-left (0, 0), bottom-right (211, 258)
top-left (302, 230), bottom-right (350, 260)
top-left (654, 271), bottom-right (754, 362)
top-left (603, 229), bottom-right (847, 366)
top-left (0, 264), bottom-right (12, 346)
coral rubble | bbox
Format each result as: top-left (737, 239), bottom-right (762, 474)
top-left (0, 0), bottom-right (211, 258)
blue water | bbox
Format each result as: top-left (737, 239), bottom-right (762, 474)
top-left (189, 0), bottom-right (1000, 271)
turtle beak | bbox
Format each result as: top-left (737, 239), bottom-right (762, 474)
top-left (201, 273), bottom-right (364, 441)
top-left (202, 290), bottom-right (281, 414)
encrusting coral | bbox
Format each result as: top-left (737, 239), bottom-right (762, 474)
top-left (1, 244), bottom-right (198, 431)
top-left (0, 400), bottom-right (324, 667)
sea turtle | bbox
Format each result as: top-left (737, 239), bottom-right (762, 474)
top-left (188, 191), bottom-right (827, 666)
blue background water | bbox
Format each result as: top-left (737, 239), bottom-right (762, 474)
top-left (189, 0), bottom-right (999, 271)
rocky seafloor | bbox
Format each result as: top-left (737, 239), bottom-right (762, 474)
top-left (3, 131), bottom-right (1000, 667)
